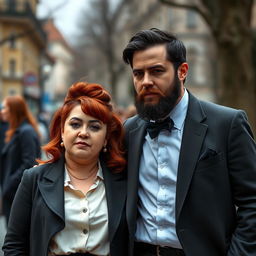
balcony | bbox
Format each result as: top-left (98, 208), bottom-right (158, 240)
top-left (0, 2), bottom-right (47, 48)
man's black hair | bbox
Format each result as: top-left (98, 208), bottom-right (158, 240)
top-left (122, 28), bottom-right (186, 70)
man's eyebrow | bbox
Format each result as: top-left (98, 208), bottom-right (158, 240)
top-left (132, 68), bottom-right (142, 73)
top-left (133, 64), bottom-right (164, 72)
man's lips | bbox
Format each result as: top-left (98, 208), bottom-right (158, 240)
top-left (138, 90), bottom-right (160, 100)
top-left (143, 92), bottom-right (158, 97)
top-left (141, 92), bottom-right (160, 102)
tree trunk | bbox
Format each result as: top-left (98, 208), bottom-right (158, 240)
top-left (214, 1), bottom-right (256, 134)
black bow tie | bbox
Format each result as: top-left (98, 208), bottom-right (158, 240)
top-left (146, 117), bottom-right (174, 139)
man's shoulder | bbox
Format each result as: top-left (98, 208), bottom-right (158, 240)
top-left (190, 93), bottom-right (242, 117)
top-left (123, 114), bottom-right (141, 130)
top-left (200, 99), bottom-right (240, 113)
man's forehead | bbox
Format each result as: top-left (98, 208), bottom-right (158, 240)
top-left (133, 45), bottom-right (167, 60)
top-left (132, 46), bottom-right (170, 70)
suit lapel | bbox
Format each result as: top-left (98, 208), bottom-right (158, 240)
top-left (38, 157), bottom-right (65, 221)
top-left (176, 93), bottom-right (208, 220)
top-left (126, 118), bottom-right (147, 234)
top-left (101, 159), bottom-right (126, 242)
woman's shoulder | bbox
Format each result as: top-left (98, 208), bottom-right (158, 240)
top-left (24, 157), bottom-right (64, 179)
top-left (18, 121), bottom-right (36, 133)
top-left (23, 162), bottom-right (52, 178)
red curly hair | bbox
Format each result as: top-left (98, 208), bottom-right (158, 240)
top-left (38, 82), bottom-right (126, 172)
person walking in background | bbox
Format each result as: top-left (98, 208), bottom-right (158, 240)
top-left (3, 82), bottom-right (128, 256)
top-left (122, 28), bottom-right (256, 256)
top-left (0, 111), bottom-right (8, 152)
top-left (0, 95), bottom-right (41, 225)
top-left (0, 111), bottom-right (8, 217)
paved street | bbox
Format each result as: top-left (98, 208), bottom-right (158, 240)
top-left (0, 216), bottom-right (6, 256)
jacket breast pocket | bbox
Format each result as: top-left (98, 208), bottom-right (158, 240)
top-left (196, 152), bottom-right (224, 171)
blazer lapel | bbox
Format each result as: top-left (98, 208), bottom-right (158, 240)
top-left (101, 159), bottom-right (126, 242)
top-left (176, 93), bottom-right (208, 220)
top-left (38, 157), bottom-right (65, 221)
top-left (126, 118), bottom-right (147, 235)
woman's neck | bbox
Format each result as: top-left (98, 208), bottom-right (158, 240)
top-left (65, 158), bottom-right (99, 178)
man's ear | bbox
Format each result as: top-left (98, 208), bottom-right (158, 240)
top-left (178, 62), bottom-right (189, 81)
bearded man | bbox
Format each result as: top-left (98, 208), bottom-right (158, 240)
top-left (123, 28), bottom-right (256, 256)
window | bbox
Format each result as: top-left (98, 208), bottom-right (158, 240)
top-left (9, 33), bottom-right (16, 49)
top-left (186, 10), bottom-right (197, 29)
top-left (9, 59), bottom-right (16, 76)
top-left (6, 0), bottom-right (16, 11)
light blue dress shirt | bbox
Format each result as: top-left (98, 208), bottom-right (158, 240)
top-left (135, 90), bottom-right (189, 249)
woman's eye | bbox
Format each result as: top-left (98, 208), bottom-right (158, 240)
top-left (70, 122), bottom-right (81, 129)
top-left (89, 125), bottom-right (101, 131)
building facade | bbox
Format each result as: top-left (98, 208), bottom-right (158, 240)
top-left (0, 0), bottom-right (47, 114)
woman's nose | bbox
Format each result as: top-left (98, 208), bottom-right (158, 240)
top-left (78, 129), bottom-right (89, 138)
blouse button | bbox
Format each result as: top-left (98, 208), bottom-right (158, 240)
top-left (83, 208), bottom-right (87, 213)
top-left (83, 229), bottom-right (88, 234)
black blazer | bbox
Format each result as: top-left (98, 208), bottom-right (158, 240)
top-left (124, 92), bottom-right (256, 256)
top-left (2, 156), bottom-right (128, 256)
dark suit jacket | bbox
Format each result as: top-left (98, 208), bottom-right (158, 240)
top-left (2, 156), bottom-right (128, 256)
top-left (124, 92), bottom-right (256, 256)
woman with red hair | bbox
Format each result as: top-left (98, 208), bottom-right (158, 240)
top-left (0, 95), bottom-right (41, 224)
top-left (3, 82), bottom-right (128, 256)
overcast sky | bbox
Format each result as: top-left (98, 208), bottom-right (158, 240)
top-left (37, 0), bottom-right (87, 45)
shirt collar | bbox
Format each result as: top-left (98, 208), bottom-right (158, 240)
top-left (169, 89), bottom-right (189, 131)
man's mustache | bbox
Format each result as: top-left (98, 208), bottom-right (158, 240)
top-left (137, 88), bottom-right (164, 101)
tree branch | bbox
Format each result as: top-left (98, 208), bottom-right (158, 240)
top-left (159, 0), bottom-right (215, 33)
top-left (111, 0), bottom-right (130, 24)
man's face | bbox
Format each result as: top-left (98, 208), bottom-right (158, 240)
top-left (132, 44), bottom-right (187, 120)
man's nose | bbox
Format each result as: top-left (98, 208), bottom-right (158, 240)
top-left (141, 73), bottom-right (153, 88)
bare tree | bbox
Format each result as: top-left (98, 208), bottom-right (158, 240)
top-left (160, 0), bottom-right (256, 133)
top-left (73, 0), bottom-right (133, 101)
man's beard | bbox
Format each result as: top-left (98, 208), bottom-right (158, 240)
top-left (135, 75), bottom-right (181, 121)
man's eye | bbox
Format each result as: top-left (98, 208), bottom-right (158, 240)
top-left (152, 69), bottom-right (163, 74)
top-left (133, 72), bottom-right (143, 78)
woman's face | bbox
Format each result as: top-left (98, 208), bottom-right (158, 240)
top-left (62, 104), bottom-right (107, 164)
top-left (1, 100), bottom-right (10, 122)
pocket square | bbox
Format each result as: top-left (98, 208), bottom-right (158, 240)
top-left (199, 148), bottom-right (218, 161)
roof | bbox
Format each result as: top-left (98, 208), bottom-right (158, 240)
top-left (43, 18), bottom-right (73, 53)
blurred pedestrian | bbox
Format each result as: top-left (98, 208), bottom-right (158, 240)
top-left (3, 82), bottom-right (128, 256)
top-left (37, 111), bottom-right (50, 145)
top-left (0, 110), bottom-right (8, 216)
top-left (0, 95), bottom-right (41, 225)
top-left (0, 111), bottom-right (8, 152)
top-left (123, 28), bottom-right (256, 256)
